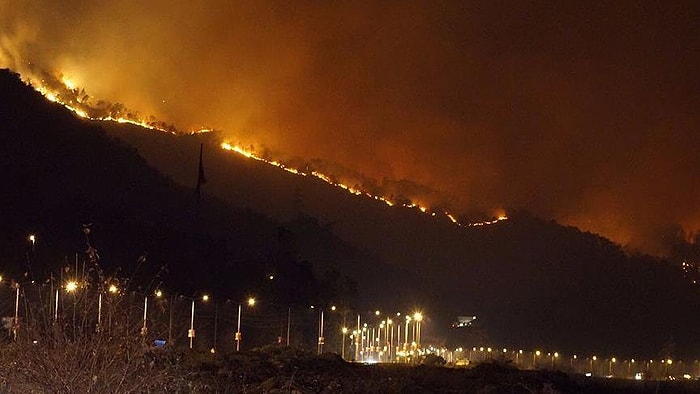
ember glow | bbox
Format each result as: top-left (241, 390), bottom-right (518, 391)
top-left (24, 70), bottom-right (509, 228)
top-left (220, 141), bottom-right (507, 228)
top-left (1, 1), bottom-right (698, 255)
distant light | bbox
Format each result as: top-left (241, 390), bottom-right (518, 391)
top-left (28, 234), bottom-right (36, 244)
top-left (247, 297), bottom-right (256, 306)
top-left (331, 305), bottom-right (337, 311)
top-left (108, 284), bottom-right (118, 294)
top-left (155, 289), bottom-right (163, 298)
top-left (202, 294), bottom-right (210, 302)
top-left (535, 350), bottom-right (541, 356)
top-left (413, 312), bottom-right (423, 322)
top-left (268, 275), bottom-right (274, 280)
top-left (375, 310), bottom-right (380, 316)
top-left (66, 281), bottom-right (78, 292)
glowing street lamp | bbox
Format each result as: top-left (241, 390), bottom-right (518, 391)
top-left (413, 312), bottom-right (423, 348)
top-left (189, 294), bottom-right (210, 350)
top-left (236, 297), bottom-right (255, 351)
top-left (65, 281), bottom-right (78, 293)
top-left (609, 357), bottom-right (616, 375)
top-left (341, 327), bottom-right (348, 359)
top-left (534, 350), bottom-right (541, 369)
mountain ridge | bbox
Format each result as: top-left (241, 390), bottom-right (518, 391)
top-left (3, 68), bottom-right (699, 359)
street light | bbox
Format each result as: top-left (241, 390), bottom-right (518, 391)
top-left (65, 281), bottom-right (78, 292)
top-left (341, 327), bottom-right (348, 359)
top-left (12, 281), bottom-right (20, 341)
top-left (404, 315), bottom-right (411, 353)
top-left (610, 357), bottom-right (616, 376)
top-left (318, 308), bottom-right (325, 355)
top-left (534, 350), bottom-right (541, 369)
top-left (188, 294), bottom-right (210, 350)
top-left (236, 297), bottom-right (255, 351)
top-left (413, 312), bottom-right (423, 348)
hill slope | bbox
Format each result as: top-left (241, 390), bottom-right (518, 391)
top-left (99, 86), bottom-right (700, 359)
top-left (0, 69), bottom-right (418, 312)
top-left (3, 68), bottom-right (700, 359)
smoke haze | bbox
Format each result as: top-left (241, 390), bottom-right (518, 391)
top-left (2, 1), bottom-right (698, 255)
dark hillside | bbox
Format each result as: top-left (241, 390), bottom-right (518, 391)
top-left (3, 68), bottom-right (700, 359)
top-left (0, 69), bottom-right (413, 311)
top-left (101, 93), bottom-right (700, 359)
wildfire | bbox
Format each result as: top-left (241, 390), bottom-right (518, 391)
top-left (24, 70), bottom-right (508, 229)
top-left (221, 141), bottom-right (508, 227)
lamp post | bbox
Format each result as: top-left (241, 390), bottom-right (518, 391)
top-left (188, 294), bottom-right (210, 350)
top-left (404, 315), bottom-right (411, 352)
top-left (13, 282), bottom-right (20, 341)
top-left (609, 357), bottom-right (616, 376)
top-left (534, 350), bottom-right (541, 369)
top-left (413, 312), bottom-right (423, 348)
top-left (236, 297), bottom-right (255, 351)
top-left (141, 295), bottom-right (149, 337)
top-left (341, 327), bottom-right (348, 359)
top-left (355, 314), bottom-right (361, 361)
top-left (387, 318), bottom-right (393, 362)
top-left (65, 280), bottom-right (78, 337)
top-left (317, 309), bottom-right (325, 355)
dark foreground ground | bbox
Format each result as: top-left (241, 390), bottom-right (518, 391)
top-left (185, 348), bottom-right (700, 393)
top-left (3, 346), bottom-right (700, 393)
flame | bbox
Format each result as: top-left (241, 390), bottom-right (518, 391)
top-left (221, 141), bottom-right (507, 227)
top-left (22, 70), bottom-right (507, 229)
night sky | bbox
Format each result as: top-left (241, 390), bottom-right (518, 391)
top-left (1, 1), bottom-right (698, 255)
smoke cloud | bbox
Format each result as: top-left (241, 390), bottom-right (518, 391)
top-left (2, 1), bottom-right (698, 255)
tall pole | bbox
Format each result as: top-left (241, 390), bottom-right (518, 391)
top-left (396, 322), bottom-right (401, 356)
top-left (317, 310), bottom-right (325, 355)
top-left (355, 314), bottom-right (360, 361)
top-left (54, 289), bottom-right (59, 322)
top-left (236, 303), bottom-right (242, 351)
top-left (390, 322), bottom-right (394, 362)
top-left (13, 284), bottom-right (20, 341)
top-left (341, 327), bottom-right (347, 359)
top-left (213, 303), bottom-right (218, 353)
top-left (286, 307), bottom-right (291, 346)
top-left (97, 292), bottom-right (102, 331)
top-left (141, 296), bottom-right (148, 336)
top-left (168, 295), bottom-right (174, 346)
top-left (416, 320), bottom-right (421, 348)
top-left (404, 317), bottom-right (410, 351)
top-left (189, 299), bottom-right (195, 349)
